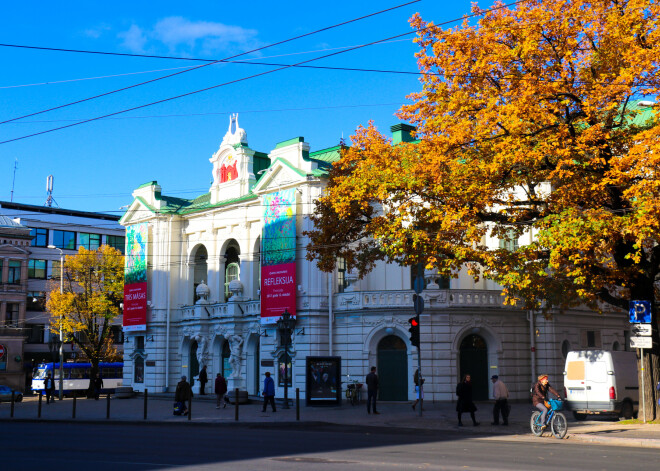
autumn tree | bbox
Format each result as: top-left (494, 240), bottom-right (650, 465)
top-left (47, 245), bottom-right (124, 396)
top-left (306, 0), bottom-right (660, 419)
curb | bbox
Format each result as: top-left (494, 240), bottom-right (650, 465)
top-left (569, 433), bottom-right (660, 449)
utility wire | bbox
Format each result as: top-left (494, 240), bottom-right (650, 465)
top-left (0, 0), bottom-right (527, 146)
top-left (0, 1), bottom-right (420, 126)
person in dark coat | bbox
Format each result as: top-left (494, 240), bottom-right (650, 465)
top-left (44, 373), bottom-right (55, 404)
top-left (456, 374), bottom-right (479, 426)
top-left (365, 366), bottom-right (379, 415)
top-left (198, 365), bottom-right (208, 395)
top-left (215, 373), bottom-right (228, 409)
top-left (175, 375), bottom-right (193, 415)
top-left (93, 374), bottom-right (104, 400)
top-left (262, 372), bottom-right (276, 412)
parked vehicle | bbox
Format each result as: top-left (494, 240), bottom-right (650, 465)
top-left (563, 350), bottom-right (638, 420)
top-left (0, 385), bottom-right (23, 402)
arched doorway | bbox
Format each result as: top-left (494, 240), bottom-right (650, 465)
top-left (459, 334), bottom-right (488, 400)
top-left (377, 335), bottom-right (408, 401)
top-left (190, 340), bottom-right (199, 385)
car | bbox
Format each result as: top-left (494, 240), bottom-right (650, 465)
top-left (0, 385), bottom-right (23, 402)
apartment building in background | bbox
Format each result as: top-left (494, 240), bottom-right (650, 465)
top-left (0, 201), bottom-right (126, 391)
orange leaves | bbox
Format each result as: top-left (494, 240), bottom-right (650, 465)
top-left (308, 0), bottom-right (660, 311)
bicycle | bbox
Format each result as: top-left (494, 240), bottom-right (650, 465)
top-left (530, 398), bottom-right (568, 439)
top-left (345, 381), bottom-right (362, 406)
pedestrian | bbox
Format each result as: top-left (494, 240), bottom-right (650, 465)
top-left (366, 366), bottom-right (379, 415)
top-left (93, 373), bottom-right (104, 400)
top-left (491, 375), bottom-right (509, 425)
top-left (44, 372), bottom-right (55, 404)
top-left (262, 371), bottom-right (276, 412)
top-left (412, 369), bottom-right (425, 411)
top-left (175, 375), bottom-right (193, 416)
top-left (215, 372), bottom-right (228, 409)
top-left (456, 374), bottom-right (479, 426)
top-left (198, 365), bottom-right (208, 395)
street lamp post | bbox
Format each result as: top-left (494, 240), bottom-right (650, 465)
top-left (276, 309), bottom-right (296, 410)
top-left (48, 245), bottom-right (64, 401)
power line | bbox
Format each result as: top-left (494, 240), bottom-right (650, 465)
top-left (0, 1), bottom-right (420, 126)
top-left (0, 0), bottom-right (527, 146)
top-left (5, 102), bottom-right (404, 125)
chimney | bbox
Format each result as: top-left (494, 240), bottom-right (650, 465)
top-left (390, 123), bottom-right (416, 145)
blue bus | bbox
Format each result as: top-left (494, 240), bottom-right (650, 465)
top-left (32, 362), bottom-right (124, 395)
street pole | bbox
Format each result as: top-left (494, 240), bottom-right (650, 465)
top-left (49, 246), bottom-right (65, 401)
top-left (418, 348), bottom-right (422, 417)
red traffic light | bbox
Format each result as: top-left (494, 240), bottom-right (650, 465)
top-left (411, 318), bottom-right (419, 327)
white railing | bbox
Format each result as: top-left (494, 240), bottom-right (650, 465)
top-left (180, 300), bottom-right (261, 319)
top-left (333, 289), bottom-right (506, 311)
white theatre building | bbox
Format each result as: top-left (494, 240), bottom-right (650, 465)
top-left (119, 116), bottom-right (630, 402)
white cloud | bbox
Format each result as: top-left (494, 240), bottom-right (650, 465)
top-left (116, 17), bottom-right (259, 56)
top-left (84, 24), bottom-right (111, 39)
top-left (118, 24), bottom-right (148, 53)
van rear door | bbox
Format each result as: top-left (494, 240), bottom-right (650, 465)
top-left (565, 358), bottom-right (587, 409)
top-left (586, 360), bottom-right (609, 410)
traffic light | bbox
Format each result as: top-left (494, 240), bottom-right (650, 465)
top-left (408, 316), bottom-right (420, 348)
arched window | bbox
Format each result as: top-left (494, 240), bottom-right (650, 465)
top-left (192, 245), bottom-right (208, 303)
top-left (224, 246), bottom-right (240, 299)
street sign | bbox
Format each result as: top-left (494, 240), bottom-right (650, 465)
top-left (413, 294), bottom-right (425, 315)
top-left (630, 336), bottom-right (653, 349)
top-left (0, 344), bottom-right (4, 360)
top-left (629, 300), bottom-right (652, 323)
top-left (631, 324), bottom-right (652, 336)
top-left (413, 275), bottom-right (424, 294)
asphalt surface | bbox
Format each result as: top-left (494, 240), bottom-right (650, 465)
top-left (2, 393), bottom-right (660, 452)
top-left (3, 421), bottom-right (660, 471)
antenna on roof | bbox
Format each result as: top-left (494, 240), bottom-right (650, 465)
top-left (45, 174), bottom-right (58, 207)
top-left (10, 158), bottom-right (17, 202)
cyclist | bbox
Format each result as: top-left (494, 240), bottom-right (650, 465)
top-left (532, 374), bottom-right (561, 428)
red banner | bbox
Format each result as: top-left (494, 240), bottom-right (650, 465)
top-left (261, 263), bottom-right (296, 324)
top-left (123, 282), bottom-right (147, 331)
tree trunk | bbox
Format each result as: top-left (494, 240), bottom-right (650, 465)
top-left (638, 319), bottom-right (660, 422)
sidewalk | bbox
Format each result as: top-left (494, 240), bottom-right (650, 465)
top-left (3, 394), bottom-right (660, 448)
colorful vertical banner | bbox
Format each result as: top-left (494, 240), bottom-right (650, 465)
top-left (261, 189), bottom-right (296, 324)
top-left (123, 223), bottom-right (148, 332)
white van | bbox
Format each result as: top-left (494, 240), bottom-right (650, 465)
top-left (563, 350), bottom-right (638, 420)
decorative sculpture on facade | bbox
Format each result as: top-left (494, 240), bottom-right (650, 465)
top-left (193, 334), bottom-right (209, 367)
top-left (228, 334), bottom-right (244, 378)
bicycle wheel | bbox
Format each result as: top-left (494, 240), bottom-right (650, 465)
top-left (530, 411), bottom-right (544, 436)
top-left (551, 412), bottom-right (568, 439)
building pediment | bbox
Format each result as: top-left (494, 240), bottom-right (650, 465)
top-left (252, 158), bottom-right (307, 195)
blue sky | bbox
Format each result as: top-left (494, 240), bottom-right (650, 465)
top-left (0, 0), bottom-right (478, 214)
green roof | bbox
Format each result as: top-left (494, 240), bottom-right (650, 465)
top-left (309, 145), bottom-right (341, 164)
top-left (275, 137), bottom-right (305, 149)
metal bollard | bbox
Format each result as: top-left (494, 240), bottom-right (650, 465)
top-left (144, 388), bottom-right (148, 420)
top-left (235, 388), bottom-right (239, 421)
top-left (106, 393), bottom-right (111, 419)
top-left (72, 394), bottom-right (77, 419)
top-left (38, 393), bottom-right (43, 418)
top-left (10, 391), bottom-right (15, 418)
top-left (188, 397), bottom-right (192, 421)
top-left (296, 388), bottom-right (300, 421)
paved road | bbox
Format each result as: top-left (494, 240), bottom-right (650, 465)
top-left (4, 421), bottom-right (659, 471)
